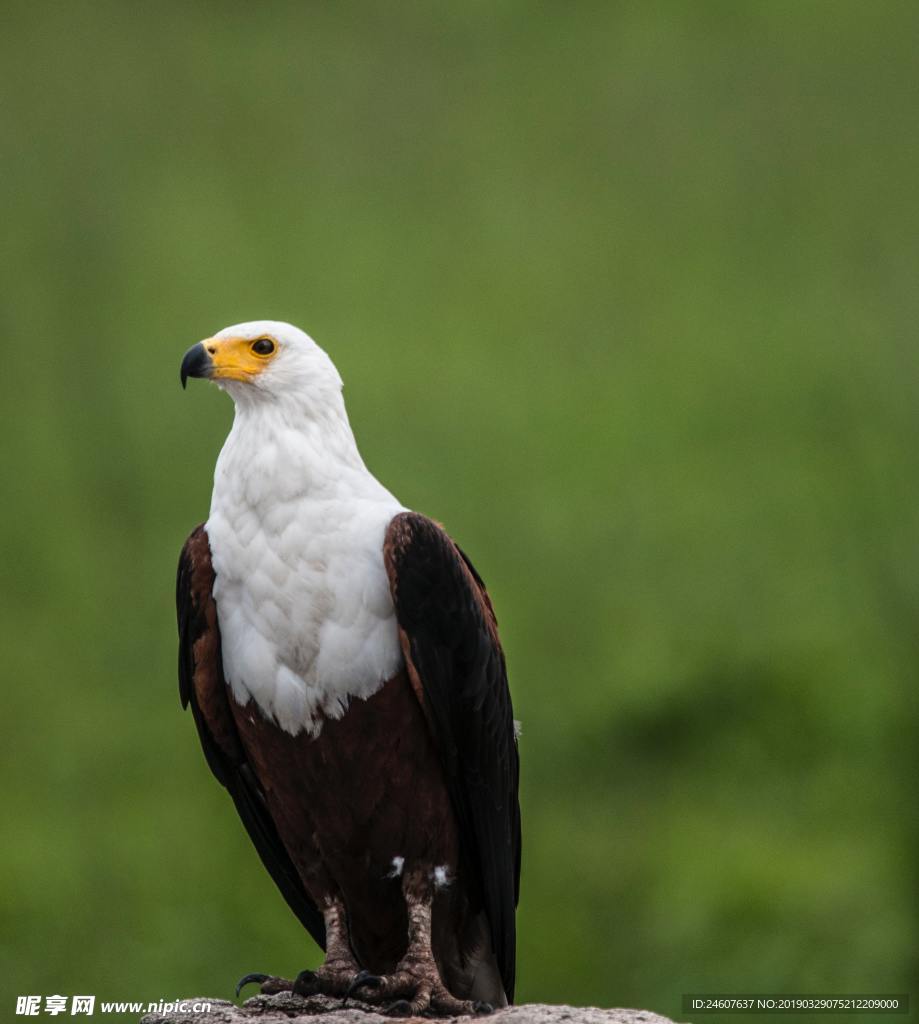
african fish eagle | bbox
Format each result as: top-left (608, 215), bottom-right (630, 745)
top-left (176, 321), bottom-right (520, 1016)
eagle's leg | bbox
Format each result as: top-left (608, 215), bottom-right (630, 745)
top-left (292, 896), bottom-right (369, 997)
top-left (354, 868), bottom-right (491, 1017)
top-left (240, 896), bottom-right (365, 998)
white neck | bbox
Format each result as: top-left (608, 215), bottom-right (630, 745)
top-left (215, 385), bottom-right (376, 505)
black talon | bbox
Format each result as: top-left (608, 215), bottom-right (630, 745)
top-left (292, 969), bottom-right (319, 996)
top-left (385, 1000), bottom-right (414, 1017)
top-left (345, 969), bottom-right (382, 999)
top-left (473, 1001), bottom-right (495, 1015)
top-left (235, 973), bottom-right (269, 997)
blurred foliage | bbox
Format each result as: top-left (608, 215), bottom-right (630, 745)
top-left (2, 2), bottom-right (917, 1021)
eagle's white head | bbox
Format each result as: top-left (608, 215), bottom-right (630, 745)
top-left (180, 320), bottom-right (343, 408)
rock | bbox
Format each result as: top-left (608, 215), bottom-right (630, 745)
top-left (139, 992), bottom-right (684, 1024)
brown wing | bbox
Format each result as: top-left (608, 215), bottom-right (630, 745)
top-left (384, 512), bottom-right (521, 1001)
top-left (176, 524), bottom-right (326, 949)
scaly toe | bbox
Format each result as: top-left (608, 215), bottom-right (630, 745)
top-left (256, 975), bottom-right (297, 996)
top-left (429, 983), bottom-right (486, 1017)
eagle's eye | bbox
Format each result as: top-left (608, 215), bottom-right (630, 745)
top-left (251, 338), bottom-right (276, 356)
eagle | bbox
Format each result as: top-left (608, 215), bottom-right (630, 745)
top-left (176, 321), bottom-right (520, 1016)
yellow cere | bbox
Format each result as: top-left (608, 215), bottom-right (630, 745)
top-left (202, 335), bottom-right (277, 383)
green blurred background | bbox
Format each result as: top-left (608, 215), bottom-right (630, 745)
top-left (2, 2), bottom-right (917, 1021)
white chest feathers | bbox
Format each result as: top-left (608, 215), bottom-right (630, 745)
top-left (205, 404), bottom-right (407, 736)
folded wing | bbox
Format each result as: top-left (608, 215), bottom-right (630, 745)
top-left (383, 512), bottom-right (521, 1001)
top-left (177, 525), bottom-right (326, 950)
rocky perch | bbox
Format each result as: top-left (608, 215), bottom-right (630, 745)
top-left (139, 993), bottom-right (684, 1024)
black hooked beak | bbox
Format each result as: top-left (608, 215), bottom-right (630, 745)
top-left (180, 343), bottom-right (213, 389)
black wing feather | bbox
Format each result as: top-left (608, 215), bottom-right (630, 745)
top-left (177, 527), bottom-right (326, 950)
top-left (385, 513), bottom-right (520, 1001)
